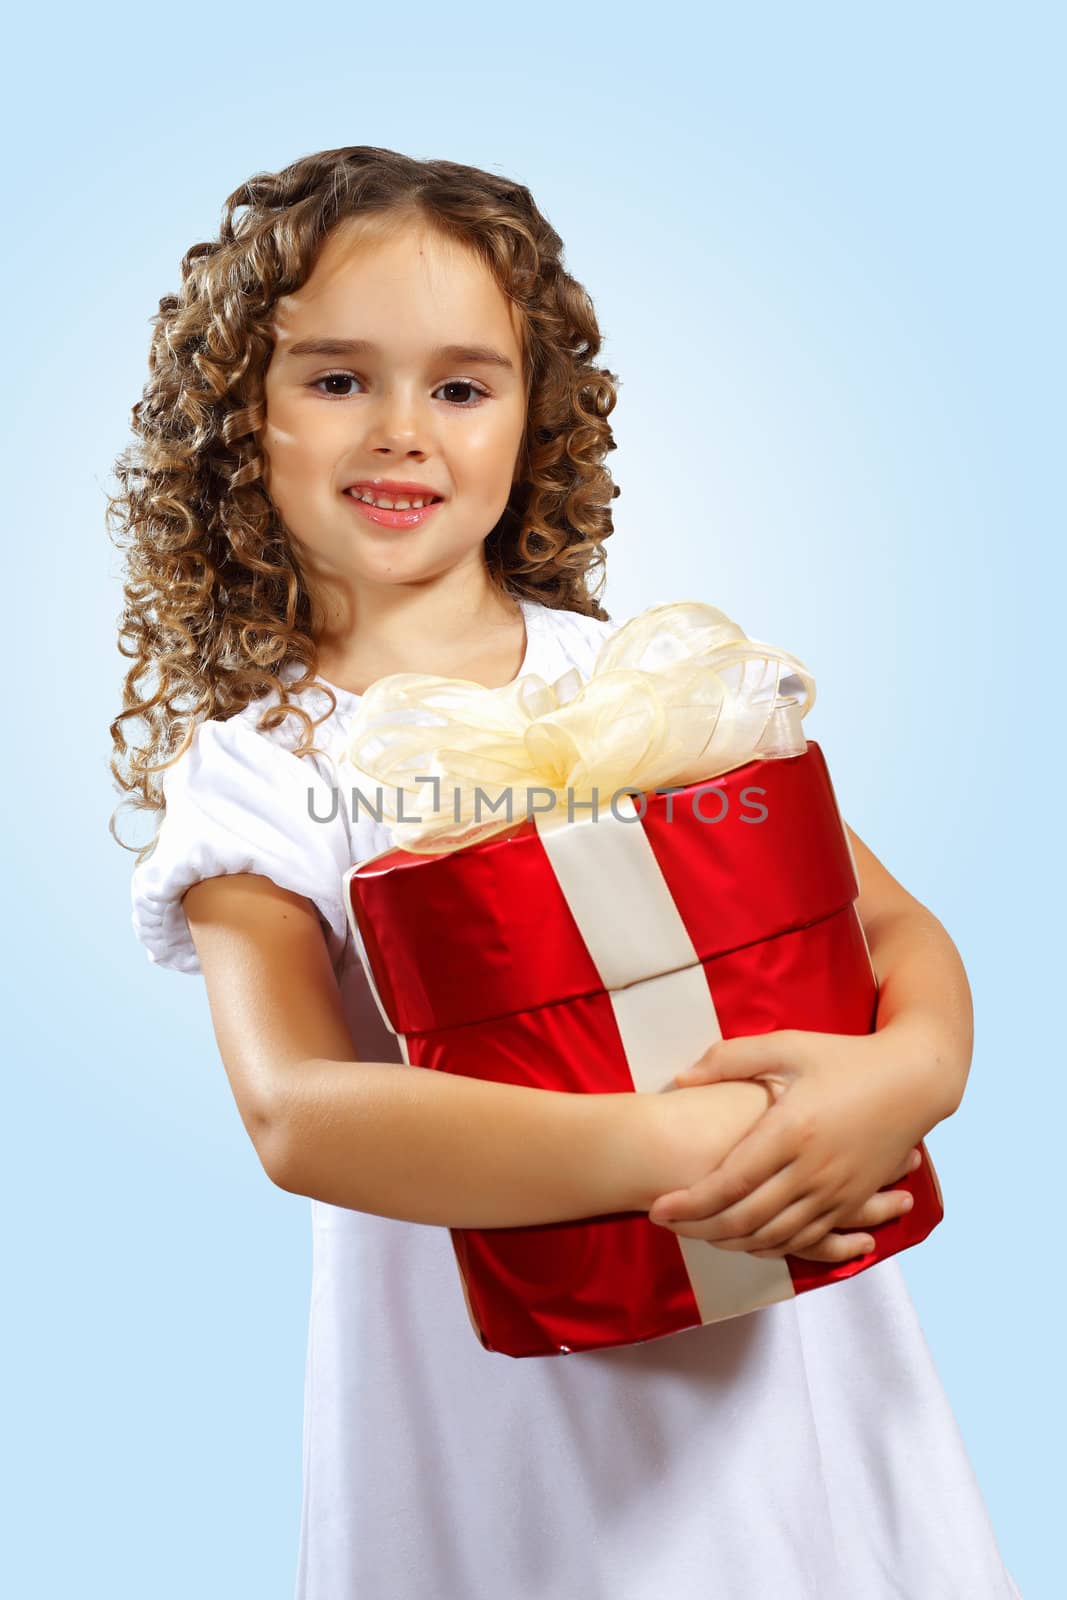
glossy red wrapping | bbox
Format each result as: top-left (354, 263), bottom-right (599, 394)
top-left (343, 741), bottom-right (943, 1358)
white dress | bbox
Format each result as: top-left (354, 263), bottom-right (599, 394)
top-left (130, 596), bottom-right (1023, 1600)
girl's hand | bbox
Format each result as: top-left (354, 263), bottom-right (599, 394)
top-left (759, 1143), bottom-right (922, 1263)
top-left (647, 1027), bottom-right (936, 1261)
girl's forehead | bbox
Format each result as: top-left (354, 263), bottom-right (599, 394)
top-left (270, 224), bottom-right (522, 355)
top-left (290, 221), bottom-right (486, 304)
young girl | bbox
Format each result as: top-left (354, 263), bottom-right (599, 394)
top-left (114, 146), bottom-right (1022, 1599)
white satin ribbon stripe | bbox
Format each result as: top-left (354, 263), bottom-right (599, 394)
top-left (533, 799), bottom-right (797, 1320)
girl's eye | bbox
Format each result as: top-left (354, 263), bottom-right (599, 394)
top-left (434, 379), bottom-right (489, 407)
top-left (311, 373), bottom-right (489, 407)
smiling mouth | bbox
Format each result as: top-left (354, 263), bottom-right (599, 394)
top-left (343, 490), bottom-right (445, 530)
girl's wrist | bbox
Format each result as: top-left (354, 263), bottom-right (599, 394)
top-left (632, 1079), bottom-right (773, 1213)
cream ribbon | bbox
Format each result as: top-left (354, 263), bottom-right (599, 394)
top-left (334, 600), bottom-right (816, 855)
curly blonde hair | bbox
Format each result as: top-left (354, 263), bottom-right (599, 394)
top-left (108, 145), bottom-right (622, 862)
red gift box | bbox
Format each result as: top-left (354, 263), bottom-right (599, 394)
top-left (342, 739), bottom-right (944, 1359)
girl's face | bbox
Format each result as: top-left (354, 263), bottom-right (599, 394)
top-left (262, 218), bottom-right (528, 622)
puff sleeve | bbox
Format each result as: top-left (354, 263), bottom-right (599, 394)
top-left (130, 716), bottom-right (352, 976)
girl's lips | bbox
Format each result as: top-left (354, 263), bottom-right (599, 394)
top-left (343, 490), bottom-right (444, 530)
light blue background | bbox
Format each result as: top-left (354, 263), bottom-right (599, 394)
top-left (5, 2), bottom-right (1059, 1594)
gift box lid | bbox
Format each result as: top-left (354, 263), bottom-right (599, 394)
top-left (344, 739), bottom-right (858, 1036)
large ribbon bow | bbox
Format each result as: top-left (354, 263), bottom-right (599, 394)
top-left (333, 600), bottom-right (816, 855)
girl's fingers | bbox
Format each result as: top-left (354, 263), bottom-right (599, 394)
top-left (787, 1231), bottom-right (877, 1264)
top-left (884, 1146), bottom-right (923, 1184)
top-left (742, 1153), bottom-right (924, 1262)
top-left (780, 1187), bottom-right (913, 1257)
top-left (751, 1223), bottom-right (876, 1264)
top-left (749, 1183), bottom-right (918, 1263)
top-left (656, 1166), bottom-right (816, 1245)
top-left (748, 1207), bottom-right (838, 1259)
top-left (838, 1186), bottom-right (915, 1230)
top-left (656, 1148), bottom-right (923, 1249)
top-left (700, 1188), bottom-right (837, 1253)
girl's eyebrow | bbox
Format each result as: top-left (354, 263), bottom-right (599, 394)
top-left (281, 336), bottom-right (515, 371)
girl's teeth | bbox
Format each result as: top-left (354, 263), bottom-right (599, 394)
top-left (352, 491), bottom-right (434, 510)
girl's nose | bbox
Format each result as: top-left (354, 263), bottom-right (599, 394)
top-left (361, 388), bottom-right (435, 455)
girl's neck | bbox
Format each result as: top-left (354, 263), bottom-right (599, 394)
top-left (312, 591), bottom-right (531, 699)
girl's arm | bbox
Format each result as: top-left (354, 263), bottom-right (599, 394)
top-left (849, 824), bottom-right (974, 1122)
top-left (181, 873), bottom-right (770, 1230)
